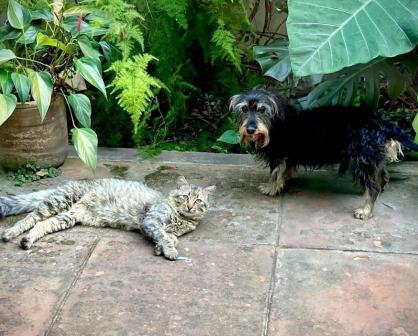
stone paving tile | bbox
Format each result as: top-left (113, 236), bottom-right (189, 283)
top-left (0, 229), bottom-right (98, 336)
top-left (269, 249), bottom-right (418, 336)
top-left (48, 233), bottom-right (274, 336)
top-left (140, 163), bottom-right (280, 245)
top-left (280, 168), bottom-right (418, 253)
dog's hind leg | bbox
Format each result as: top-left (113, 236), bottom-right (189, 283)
top-left (259, 161), bottom-right (294, 196)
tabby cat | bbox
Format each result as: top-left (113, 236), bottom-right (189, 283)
top-left (0, 176), bottom-right (215, 260)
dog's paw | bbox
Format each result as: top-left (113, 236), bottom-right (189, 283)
top-left (163, 246), bottom-right (178, 261)
top-left (353, 207), bottom-right (372, 220)
top-left (258, 183), bottom-right (281, 197)
top-left (20, 237), bottom-right (33, 250)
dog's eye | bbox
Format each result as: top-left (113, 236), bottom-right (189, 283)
top-left (258, 106), bottom-right (266, 113)
top-left (241, 105), bottom-right (248, 113)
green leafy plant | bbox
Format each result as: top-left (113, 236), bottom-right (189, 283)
top-left (254, 1), bottom-right (418, 112)
top-left (108, 54), bottom-right (163, 135)
top-left (6, 162), bottom-right (61, 186)
top-left (0, 0), bottom-right (114, 172)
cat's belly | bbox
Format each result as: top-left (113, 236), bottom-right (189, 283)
top-left (76, 179), bottom-right (162, 230)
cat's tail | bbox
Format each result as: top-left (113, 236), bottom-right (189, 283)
top-left (0, 189), bottom-right (55, 217)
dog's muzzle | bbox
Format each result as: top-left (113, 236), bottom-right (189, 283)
top-left (238, 118), bottom-right (270, 148)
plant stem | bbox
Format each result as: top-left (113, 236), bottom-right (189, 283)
top-left (15, 57), bottom-right (51, 69)
top-left (60, 88), bottom-right (77, 128)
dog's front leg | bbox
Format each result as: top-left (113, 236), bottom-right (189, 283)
top-left (259, 161), bottom-right (291, 196)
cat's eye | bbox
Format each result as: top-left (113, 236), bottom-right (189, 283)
top-left (195, 199), bottom-right (204, 205)
top-left (178, 195), bottom-right (189, 202)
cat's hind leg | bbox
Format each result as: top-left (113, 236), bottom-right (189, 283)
top-left (2, 189), bottom-right (77, 242)
top-left (19, 204), bottom-right (85, 249)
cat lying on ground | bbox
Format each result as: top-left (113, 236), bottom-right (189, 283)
top-left (0, 176), bottom-right (215, 260)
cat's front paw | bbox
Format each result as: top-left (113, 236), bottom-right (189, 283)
top-left (2, 229), bottom-right (14, 242)
top-left (155, 242), bottom-right (178, 260)
top-left (20, 237), bottom-right (33, 250)
top-left (162, 245), bottom-right (178, 260)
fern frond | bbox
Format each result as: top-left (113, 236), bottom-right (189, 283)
top-left (152, 0), bottom-right (189, 29)
top-left (210, 20), bottom-right (242, 72)
top-left (109, 54), bottom-right (162, 135)
top-left (95, 0), bottom-right (144, 57)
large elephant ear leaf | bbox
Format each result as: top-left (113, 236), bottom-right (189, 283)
top-left (253, 40), bottom-right (291, 81)
top-left (75, 57), bottom-right (107, 98)
top-left (287, 0), bottom-right (418, 76)
top-left (71, 127), bottom-right (98, 172)
top-left (28, 71), bottom-right (53, 120)
top-left (11, 73), bottom-right (30, 103)
top-left (301, 57), bottom-right (407, 109)
top-left (7, 0), bottom-right (32, 30)
top-left (0, 70), bottom-right (14, 94)
top-left (0, 93), bottom-right (17, 126)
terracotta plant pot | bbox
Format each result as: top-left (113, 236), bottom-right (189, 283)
top-left (0, 94), bottom-right (68, 170)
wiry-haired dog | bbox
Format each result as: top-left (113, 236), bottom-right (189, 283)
top-left (230, 88), bottom-right (418, 219)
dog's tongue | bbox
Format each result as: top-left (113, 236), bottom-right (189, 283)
top-left (252, 134), bottom-right (261, 141)
top-left (252, 133), bottom-right (265, 148)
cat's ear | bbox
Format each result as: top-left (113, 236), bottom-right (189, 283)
top-left (204, 185), bottom-right (216, 195)
top-left (176, 175), bottom-right (189, 186)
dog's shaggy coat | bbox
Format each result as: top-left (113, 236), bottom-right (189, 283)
top-left (230, 88), bottom-right (418, 219)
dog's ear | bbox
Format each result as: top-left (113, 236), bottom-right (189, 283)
top-left (229, 94), bottom-right (240, 112)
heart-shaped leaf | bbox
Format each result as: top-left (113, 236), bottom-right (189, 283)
top-left (16, 25), bottom-right (39, 44)
top-left (71, 127), bottom-right (98, 172)
top-left (68, 93), bottom-right (91, 128)
top-left (75, 57), bottom-right (106, 97)
top-left (11, 72), bottom-right (30, 103)
top-left (217, 130), bottom-right (240, 144)
top-left (29, 71), bottom-right (53, 120)
top-left (0, 93), bottom-right (17, 125)
top-left (0, 70), bottom-right (14, 94)
top-left (36, 32), bottom-right (68, 52)
top-left (78, 35), bottom-right (101, 61)
top-left (7, 0), bottom-right (32, 30)
top-left (31, 9), bottom-right (54, 21)
top-left (0, 49), bottom-right (16, 64)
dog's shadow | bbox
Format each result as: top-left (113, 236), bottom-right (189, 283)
top-left (282, 169), bottom-right (411, 196)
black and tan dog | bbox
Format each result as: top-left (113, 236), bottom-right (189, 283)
top-left (230, 88), bottom-right (418, 219)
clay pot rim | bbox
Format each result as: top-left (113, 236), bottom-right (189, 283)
top-left (15, 94), bottom-right (63, 110)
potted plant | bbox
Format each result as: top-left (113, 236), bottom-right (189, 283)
top-left (0, 0), bottom-right (110, 171)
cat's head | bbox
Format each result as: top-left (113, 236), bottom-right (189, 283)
top-left (169, 176), bottom-right (216, 220)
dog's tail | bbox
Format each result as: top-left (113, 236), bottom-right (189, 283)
top-left (382, 122), bottom-right (418, 162)
top-left (383, 122), bottom-right (418, 151)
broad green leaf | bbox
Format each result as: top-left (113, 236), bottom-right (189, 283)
top-left (217, 130), bottom-right (240, 144)
top-left (36, 32), bottom-right (68, 52)
top-left (16, 25), bottom-right (39, 44)
top-left (253, 40), bottom-right (291, 81)
top-left (63, 5), bottom-right (96, 17)
top-left (78, 35), bottom-right (101, 61)
top-left (0, 29), bottom-right (20, 41)
top-left (287, 0), bottom-right (418, 76)
top-left (0, 49), bottom-right (16, 64)
top-left (0, 70), bottom-right (14, 94)
top-left (68, 93), bottom-right (91, 128)
top-left (31, 9), bottom-right (54, 21)
top-left (71, 127), bottom-right (98, 172)
top-left (301, 57), bottom-right (407, 109)
top-left (7, 0), bottom-right (32, 30)
top-left (75, 57), bottom-right (107, 97)
top-left (28, 71), bottom-right (53, 120)
top-left (413, 113), bottom-right (418, 144)
top-left (99, 41), bottom-right (112, 61)
top-left (0, 93), bottom-right (17, 125)
top-left (11, 73), bottom-right (30, 103)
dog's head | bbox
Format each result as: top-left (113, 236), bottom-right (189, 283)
top-left (229, 89), bottom-right (284, 148)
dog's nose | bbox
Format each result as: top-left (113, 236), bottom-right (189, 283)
top-left (246, 126), bottom-right (256, 134)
